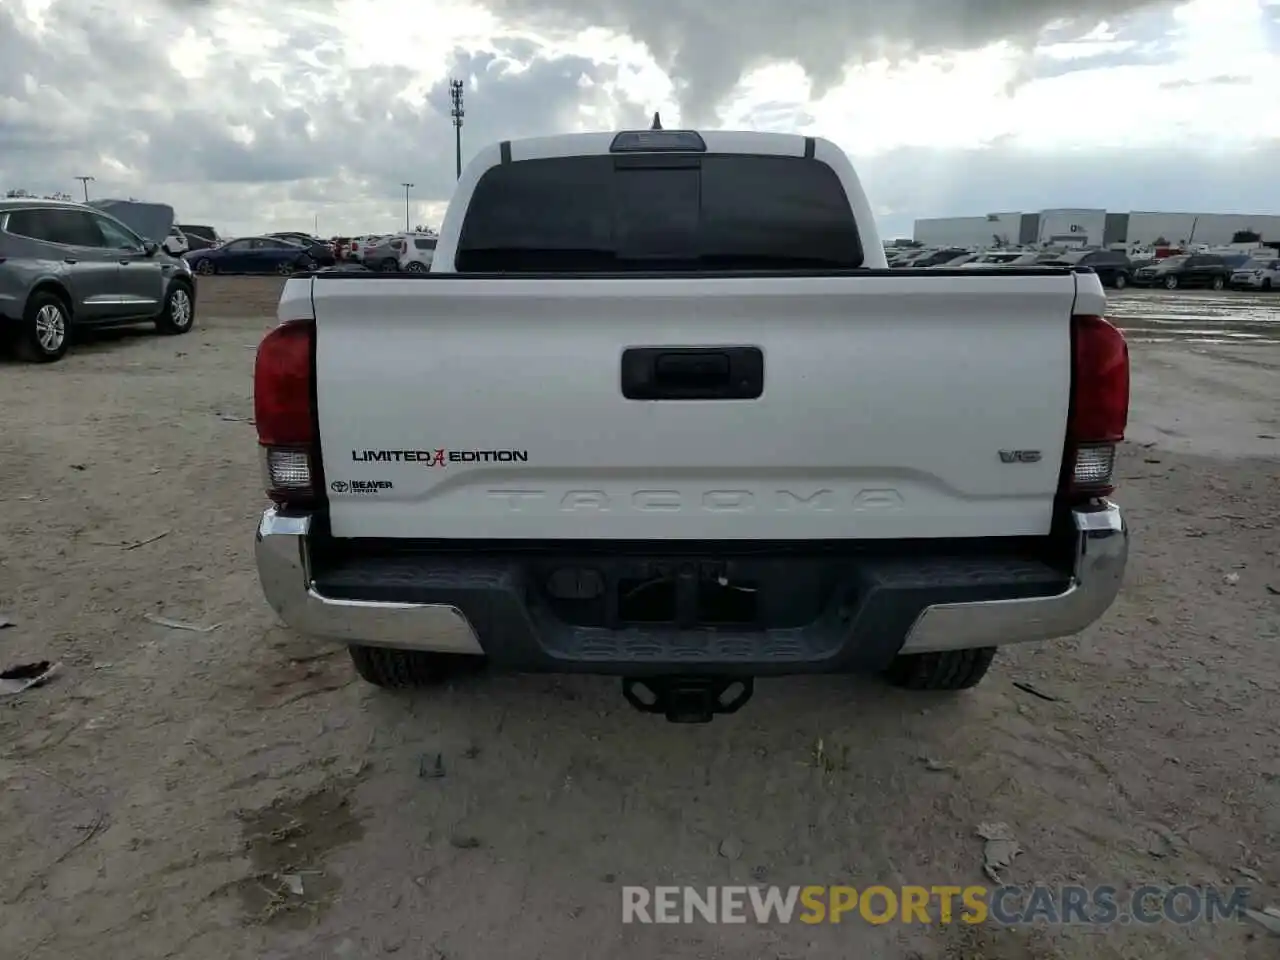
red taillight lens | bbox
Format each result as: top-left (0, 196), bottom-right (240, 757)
top-left (254, 320), bottom-right (318, 505)
top-left (1064, 315), bottom-right (1129, 499)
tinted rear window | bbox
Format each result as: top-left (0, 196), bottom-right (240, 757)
top-left (455, 154), bottom-right (863, 272)
top-left (414, 237), bottom-right (437, 250)
top-left (5, 208), bottom-right (103, 246)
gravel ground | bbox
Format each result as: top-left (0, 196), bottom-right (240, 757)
top-left (1, 278), bottom-right (1278, 960)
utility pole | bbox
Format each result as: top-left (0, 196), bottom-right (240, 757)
top-left (75, 175), bottom-right (95, 201)
top-left (449, 79), bottom-right (465, 180)
top-left (401, 183), bottom-right (414, 232)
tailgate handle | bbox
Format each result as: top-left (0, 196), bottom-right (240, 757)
top-left (655, 352), bottom-right (729, 385)
top-left (621, 347), bottom-right (764, 400)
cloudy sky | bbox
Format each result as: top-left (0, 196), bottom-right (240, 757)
top-left (1, 0), bottom-right (1278, 239)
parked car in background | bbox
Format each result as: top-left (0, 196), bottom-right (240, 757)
top-left (1230, 256), bottom-right (1280, 290)
top-left (363, 234), bottom-right (408, 272)
top-left (1131, 254), bottom-right (1233, 290)
top-left (346, 235), bottom-right (386, 263)
top-left (931, 253), bottom-right (979, 268)
top-left (959, 251), bottom-right (1042, 268)
top-left (162, 226), bottom-right (189, 256)
top-left (399, 234), bottom-right (437, 272)
top-left (184, 236), bottom-right (321, 276)
top-left (900, 247), bottom-right (971, 268)
top-left (0, 198), bottom-right (196, 362)
top-left (176, 224), bottom-right (221, 251)
top-left (1036, 249), bottom-right (1133, 289)
top-left (269, 235), bottom-right (335, 267)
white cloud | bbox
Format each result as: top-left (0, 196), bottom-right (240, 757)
top-left (1, 0), bottom-right (1276, 237)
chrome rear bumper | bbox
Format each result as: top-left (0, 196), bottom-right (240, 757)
top-left (255, 502), bottom-right (1128, 660)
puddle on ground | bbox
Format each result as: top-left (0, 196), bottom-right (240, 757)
top-left (227, 783), bottom-right (365, 928)
top-left (1109, 290), bottom-right (1280, 345)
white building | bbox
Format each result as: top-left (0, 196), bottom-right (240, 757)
top-left (913, 212), bottom-right (1025, 248)
top-left (913, 208), bottom-right (1280, 249)
top-left (1124, 211), bottom-right (1280, 247)
top-left (1035, 208), bottom-right (1107, 247)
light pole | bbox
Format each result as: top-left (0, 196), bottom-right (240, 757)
top-left (449, 79), bottom-right (465, 180)
top-left (401, 183), bottom-right (414, 232)
top-left (75, 175), bottom-right (95, 201)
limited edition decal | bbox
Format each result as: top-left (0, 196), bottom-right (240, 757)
top-left (349, 449), bottom-right (529, 466)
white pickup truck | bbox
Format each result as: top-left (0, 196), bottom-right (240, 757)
top-left (253, 127), bottom-right (1130, 723)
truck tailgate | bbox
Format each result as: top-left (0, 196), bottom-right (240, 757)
top-left (310, 273), bottom-right (1079, 541)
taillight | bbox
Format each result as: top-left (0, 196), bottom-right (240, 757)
top-left (1063, 314), bottom-right (1129, 500)
top-left (253, 319), bottom-right (321, 507)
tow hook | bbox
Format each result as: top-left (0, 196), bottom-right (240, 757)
top-left (622, 676), bottom-right (754, 723)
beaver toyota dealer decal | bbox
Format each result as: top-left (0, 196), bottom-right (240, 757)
top-left (349, 448), bottom-right (530, 465)
top-left (330, 480), bottom-right (394, 495)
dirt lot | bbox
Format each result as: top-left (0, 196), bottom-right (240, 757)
top-left (1, 278), bottom-right (1278, 959)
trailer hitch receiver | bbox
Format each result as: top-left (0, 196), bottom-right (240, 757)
top-left (622, 676), bottom-right (754, 723)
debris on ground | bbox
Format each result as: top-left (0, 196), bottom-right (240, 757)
top-left (1224, 573), bottom-right (1241, 586)
top-left (976, 822), bottom-right (1022, 883)
top-left (0, 661), bottom-right (60, 696)
top-left (280, 873), bottom-right (305, 896)
top-left (1147, 824), bottom-right (1182, 859)
top-left (1235, 866), bottom-right (1263, 883)
top-left (0, 613), bottom-right (14, 629)
top-left (1242, 906), bottom-right (1280, 936)
top-left (918, 757), bottom-right (955, 773)
top-left (1266, 584), bottom-right (1280, 596)
top-left (1012, 681), bottom-right (1061, 702)
top-left (419, 753), bottom-right (445, 780)
top-left (124, 530), bottom-right (171, 550)
top-left (144, 613), bottom-right (221, 632)
top-left (719, 837), bottom-right (744, 860)
top-left (449, 835), bottom-right (481, 850)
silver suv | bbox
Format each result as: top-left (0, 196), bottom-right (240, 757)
top-left (0, 199), bottom-right (196, 363)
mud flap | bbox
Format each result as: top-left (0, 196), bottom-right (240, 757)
top-left (622, 676), bottom-right (754, 723)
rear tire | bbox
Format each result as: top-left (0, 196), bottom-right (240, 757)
top-left (16, 290), bottom-right (72, 363)
top-left (348, 645), bottom-right (478, 688)
top-left (405, 261), bottom-right (427, 273)
top-left (1163, 275), bottom-right (1179, 290)
top-left (1112, 272), bottom-right (1127, 290)
top-left (1210, 275), bottom-right (1225, 291)
top-left (379, 258), bottom-right (399, 273)
top-left (883, 647), bottom-right (996, 691)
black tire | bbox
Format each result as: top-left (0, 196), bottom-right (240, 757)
top-left (277, 258), bottom-right (312, 276)
top-left (405, 261), bottom-right (427, 273)
top-left (348, 645), bottom-right (478, 688)
top-left (16, 289), bottom-right (72, 363)
top-left (1210, 275), bottom-right (1225, 291)
top-left (883, 647), bottom-right (996, 691)
top-left (379, 258), bottom-right (399, 273)
top-left (195, 259), bottom-right (215, 275)
top-left (1264, 279), bottom-right (1273, 291)
top-left (1112, 272), bottom-right (1128, 290)
top-left (155, 281), bottom-right (195, 335)
top-left (1163, 275), bottom-right (1179, 290)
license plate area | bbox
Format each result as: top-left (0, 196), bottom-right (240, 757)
top-left (534, 556), bottom-right (837, 631)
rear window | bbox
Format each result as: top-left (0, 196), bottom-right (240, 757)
top-left (5, 208), bottom-right (104, 246)
top-left (414, 237), bottom-right (437, 250)
top-left (455, 154), bottom-right (863, 272)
